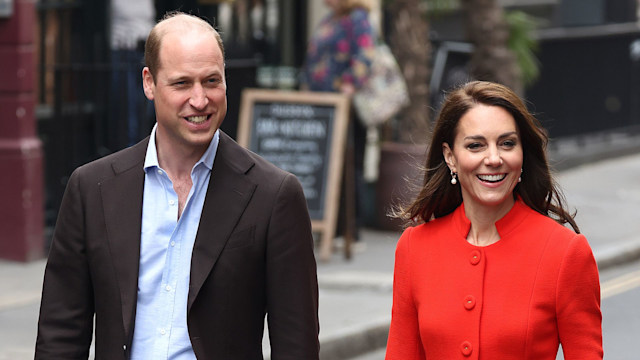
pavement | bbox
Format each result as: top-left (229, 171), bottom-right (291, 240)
top-left (2, 127), bottom-right (640, 360)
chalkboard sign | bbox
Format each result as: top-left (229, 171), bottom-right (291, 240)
top-left (238, 89), bottom-right (350, 261)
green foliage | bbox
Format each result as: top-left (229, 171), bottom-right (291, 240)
top-left (385, 1), bottom-right (541, 88)
top-left (383, 0), bottom-right (457, 14)
top-left (424, 0), bottom-right (459, 15)
top-left (505, 10), bottom-right (541, 87)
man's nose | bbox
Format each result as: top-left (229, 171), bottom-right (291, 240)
top-left (189, 84), bottom-right (209, 109)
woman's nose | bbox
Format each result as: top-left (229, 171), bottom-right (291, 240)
top-left (484, 147), bottom-right (503, 166)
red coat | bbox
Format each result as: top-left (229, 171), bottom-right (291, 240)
top-left (386, 200), bottom-right (602, 359)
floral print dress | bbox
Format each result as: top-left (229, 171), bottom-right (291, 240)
top-left (301, 8), bottom-right (376, 92)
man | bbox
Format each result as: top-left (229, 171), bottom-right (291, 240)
top-left (36, 12), bottom-right (319, 359)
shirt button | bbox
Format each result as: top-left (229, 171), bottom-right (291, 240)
top-left (160, 328), bottom-right (166, 335)
top-left (157, 169), bottom-right (163, 175)
top-left (464, 295), bottom-right (476, 310)
top-left (170, 241), bottom-right (176, 247)
top-left (460, 341), bottom-right (473, 356)
top-left (169, 199), bottom-right (175, 206)
top-left (469, 250), bottom-right (481, 265)
top-left (165, 285), bottom-right (172, 292)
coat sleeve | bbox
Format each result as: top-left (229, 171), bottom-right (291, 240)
top-left (556, 234), bottom-right (603, 359)
top-left (385, 227), bottom-right (425, 360)
top-left (35, 168), bottom-right (95, 359)
top-left (265, 173), bottom-right (319, 360)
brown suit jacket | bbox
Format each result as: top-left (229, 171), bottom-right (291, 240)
top-left (35, 131), bottom-right (319, 359)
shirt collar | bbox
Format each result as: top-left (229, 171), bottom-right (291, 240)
top-left (144, 123), bottom-right (219, 172)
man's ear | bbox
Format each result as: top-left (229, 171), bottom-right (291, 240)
top-left (142, 67), bottom-right (155, 100)
top-left (442, 142), bottom-right (456, 173)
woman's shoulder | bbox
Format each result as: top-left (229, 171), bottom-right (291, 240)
top-left (399, 212), bottom-right (457, 243)
top-left (520, 204), bottom-right (579, 239)
top-left (517, 204), bottom-right (591, 256)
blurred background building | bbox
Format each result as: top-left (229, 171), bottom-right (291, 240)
top-left (1, 0), bottom-right (639, 260)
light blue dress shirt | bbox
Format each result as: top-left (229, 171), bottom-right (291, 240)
top-left (130, 125), bottom-right (219, 359)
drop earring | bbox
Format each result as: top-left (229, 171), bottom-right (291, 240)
top-left (450, 170), bottom-right (458, 185)
top-left (518, 168), bottom-right (523, 183)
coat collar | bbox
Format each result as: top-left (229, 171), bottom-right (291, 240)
top-left (187, 131), bottom-right (257, 310)
top-left (99, 138), bottom-right (148, 342)
top-left (453, 197), bottom-right (532, 241)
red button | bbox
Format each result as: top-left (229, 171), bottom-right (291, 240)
top-left (461, 341), bottom-right (473, 356)
top-left (464, 295), bottom-right (476, 310)
top-left (469, 250), bottom-right (481, 265)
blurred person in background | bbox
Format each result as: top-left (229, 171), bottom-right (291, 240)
top-left (36, 12), bottom-right (319, 359)
top-left (385, 81), bottom-right (602, 359)
top-left (300, 0), bottom-right (376, 241)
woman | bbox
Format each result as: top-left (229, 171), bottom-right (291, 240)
top-left (385, 81), bottom-right (602, 359)
top-left (300, 0), bottom-right (375, 95)
top-left (301, 0), bottom-right (376, 237)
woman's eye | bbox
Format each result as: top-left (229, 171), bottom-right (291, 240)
top-left (467, 142), bottom-right (483, 150)
top-left (502, 140), bottom-right (517, 148)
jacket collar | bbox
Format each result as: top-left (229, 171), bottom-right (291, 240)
top-left (453, 197), bottom-right (531, 241)
top-left (187, 131), bottom-right (257, 311)
top-left (99, 138), bottom-right (148, 343)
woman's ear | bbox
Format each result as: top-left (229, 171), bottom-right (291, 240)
top-left (442, 142), bottom-right (456, 173)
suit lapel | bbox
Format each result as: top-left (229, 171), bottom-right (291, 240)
top-left (99, 139), bottom-right (147, 341)
top-left (188, 133), bottom-right (257, 310)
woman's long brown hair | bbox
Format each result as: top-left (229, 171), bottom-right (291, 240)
top-left (398, 81), bottom-right (580, 232)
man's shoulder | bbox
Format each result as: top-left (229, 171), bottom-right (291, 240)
top-left (218, 131), bottom-right (291, 180)
top-left (73, 137), bottom-right (148, 180)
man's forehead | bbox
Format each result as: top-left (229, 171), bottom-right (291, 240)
top-left (160, 28), bottom-right (219, 52)
top-left (155, 32), bottom-right (223, 76)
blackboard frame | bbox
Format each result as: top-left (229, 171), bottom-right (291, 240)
top-left (237, 89), bottom-right (350, 261)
